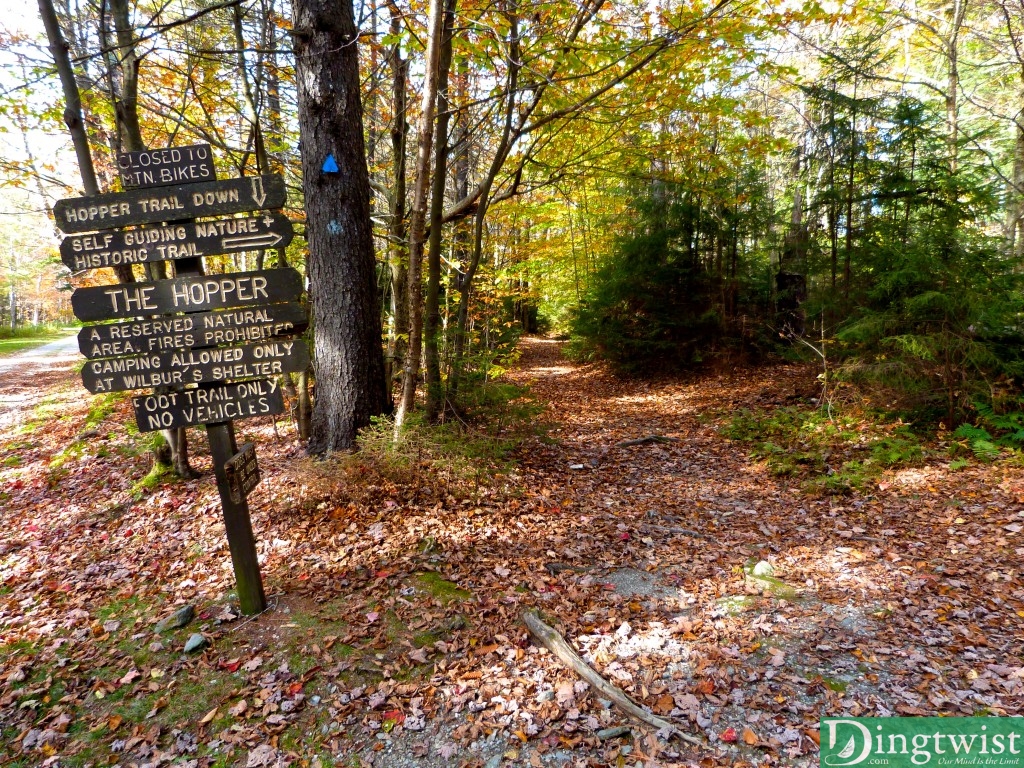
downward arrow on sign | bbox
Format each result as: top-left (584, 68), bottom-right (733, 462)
top-left (250, 177), bottom-right (267, 207)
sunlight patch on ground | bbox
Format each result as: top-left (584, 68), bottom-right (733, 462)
top-left (528, 365), bottom-right (576, 376)
top-left (889, 467), bottom-right (941, 488)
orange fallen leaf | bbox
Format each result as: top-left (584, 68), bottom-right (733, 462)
top-left (743, 727), bottom-right (758, 745)
top-left (654, 693), bottom-right (675, 715)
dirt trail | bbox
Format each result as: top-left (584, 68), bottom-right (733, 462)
top-left (0, 332), bottom-right (81, 427)
top-left (1, 336), bottom-right (1022, 767)
top-left (504, 338), bottom-right (1024, 755)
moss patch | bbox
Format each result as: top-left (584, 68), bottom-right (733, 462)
top-left (414, 572), bottom-right (471, 604)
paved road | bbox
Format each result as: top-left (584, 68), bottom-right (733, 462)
top-left (0, 333), bottom-right (81, 425)
top-left (0, 332), bottom-right (80, 374)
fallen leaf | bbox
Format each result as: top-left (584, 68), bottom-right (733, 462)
top-left (145, 696), bottom-right (167, 719)
top-left (228, 699), bottom-right (248, 718)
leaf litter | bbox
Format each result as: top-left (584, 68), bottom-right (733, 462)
top-left (0, 338), bottom-right (1022, 766)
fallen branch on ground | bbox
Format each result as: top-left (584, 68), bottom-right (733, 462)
top-left (616, 435), bottom-right (681, 448)
top-left (644, 525), bottom-right (710, 540)
top-left (521, 610), bottom-right (706, 749)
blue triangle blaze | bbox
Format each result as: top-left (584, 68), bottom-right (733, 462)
top-left (322, 154), bottom-right (339, 173)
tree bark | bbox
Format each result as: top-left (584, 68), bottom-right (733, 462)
top-left (108, 0), bottom-right (145, 153)
top-left (450, 8), bottom-right (521, 399)
top-left (424, 0), bottom-right (457, 422)
top-left (38, 0), bottom-right (98, 198)
top-left (385, 0), bottom-right (409, 396)
top-left (294, 0), bottom-right (388, 453)
top-left (394, 0), bottom-right (446, 431)
top-left (232, 0), bottom-right (269, 173)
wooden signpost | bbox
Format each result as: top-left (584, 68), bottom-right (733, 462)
top-left (133, 381), bottom-right (284, 431)
top-left (54, 174), bottom-right (286, 233)
top-left (118, 144), bottom-right (217, 189)
top-left (61, 212), bottom-right (294, 271)
top-left (57, 144), bottom-right (298, 615)
top-left (81, 338), bottom-right (309, 393)
top-left (78, 302), bottom-right (308, 358)
top-left (71, 268), bottom-right (304, 321)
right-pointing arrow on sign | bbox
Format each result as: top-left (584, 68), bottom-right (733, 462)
top-left (221, 232), bottom-right (284, 250)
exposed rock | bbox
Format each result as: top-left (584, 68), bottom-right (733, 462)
top-left (183, 633), bottom-right (208, 653)
top-left (155, 605), bottom-right (195, 634)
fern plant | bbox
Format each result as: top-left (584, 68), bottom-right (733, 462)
top-left (953, 422), bottom-right (1008, 462)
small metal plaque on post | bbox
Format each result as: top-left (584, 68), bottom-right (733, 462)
top-left (224, 442), bottom-right (260, 504)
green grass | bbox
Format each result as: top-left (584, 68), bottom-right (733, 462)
top-left (414, 572), bottom-right (472, 604)
top-left (0, 325), bottom-right (77, 357)
top-left (130, 462), bottom-right (173, 499)
top-left (723, 406), bottom-right (928, 495)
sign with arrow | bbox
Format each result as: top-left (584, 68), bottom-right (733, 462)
top-left (78, 302), bottom-right (308, 359)
top-left (60, 213), bottom-right (294, 271)
top-left (71, 268), bottom-right (303, 322)
top-left (53, 175), bottom-right (286, 234)
top-left (81, 338), bottom-right (310, 393)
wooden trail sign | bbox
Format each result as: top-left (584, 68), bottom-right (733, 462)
top-left (118, 144), bottom-right (216, 189)
top-left (71, 268), bottom-right (303, 322)
top-left (81, 338), bottom-right (310, 393)
top-left (224, 442), bottom-right (261, 504)
top-left (78, 302), bottom-right (308, 359)
top-left (133, 380), bottom-right (284, 431)
top-left (53, 174), bottom-right (286, 233)
top-left (56, 156), bottom-right (291, 616)
top-left (61, 213), bottom-right (294, 271)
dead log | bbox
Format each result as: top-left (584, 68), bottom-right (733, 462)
top-left (615, 435), bottom-right (680, 448)
top-left (521, 610), bottom-right (706, 748)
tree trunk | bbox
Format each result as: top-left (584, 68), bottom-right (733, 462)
top-left (450, 10), bottom-right (521, 399)
top-left (108, 0), bottom-right (145, 153)
top-left (1006, 111), bottom-right (1024, 257)
top-left (394, 0), bottom-right (446, 431)
top-left (425, 0), bottom-right (457, 422)
top-left (294, 0), bottom-right (388, 453)
top-left (385, 0), bottom-right (409, 396)
top-left (232, 0), bottom-right (269, 173)
top-left (38, 0), bottom-right (97, 198)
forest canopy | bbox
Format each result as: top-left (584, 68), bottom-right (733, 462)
top-left (2, 0), bottom-right (1024, 432)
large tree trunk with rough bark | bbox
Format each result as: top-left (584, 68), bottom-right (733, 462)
top-left (293, 0), bottom-right (388, 453)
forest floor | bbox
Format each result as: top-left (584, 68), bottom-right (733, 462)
top-left (1, 337), bottom-right (1023, 768)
